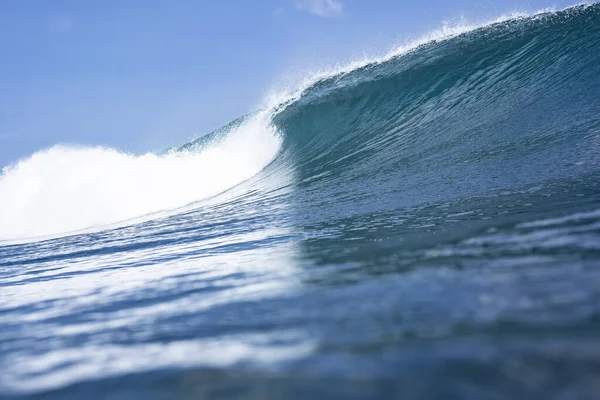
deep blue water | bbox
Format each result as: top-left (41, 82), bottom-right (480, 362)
top-left (1, 4), bottom-right (600, 399)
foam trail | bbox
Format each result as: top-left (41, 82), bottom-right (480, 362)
top-left (0, 113), bottom-right (281, 240)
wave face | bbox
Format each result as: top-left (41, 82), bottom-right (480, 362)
top-left (272, 4), bottom-right (600, 205)
top-left (2, 4), bottom-right (600, 399)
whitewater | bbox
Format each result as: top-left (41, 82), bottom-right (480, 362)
top-left (0, 112), bottom-right (281, 241)
top-left (1, 3), bottom-right (600, 399)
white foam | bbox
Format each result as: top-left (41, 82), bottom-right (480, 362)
top-left (0, 112), bottom-right (281, 241)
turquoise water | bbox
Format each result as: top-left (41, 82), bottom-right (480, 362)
top-left (1, 4), bottom-right (600, 399)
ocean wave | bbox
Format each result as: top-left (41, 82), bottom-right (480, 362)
top-left (1, 3), bottom-right (599, 241)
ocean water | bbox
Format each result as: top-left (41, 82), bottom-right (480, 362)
top-left (1, 4), bottom-right (600, 399)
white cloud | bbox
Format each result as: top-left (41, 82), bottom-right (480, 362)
top-left (294, 0), bottom-right (344, 18)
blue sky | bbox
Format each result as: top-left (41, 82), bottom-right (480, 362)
top-left (0, 0), bottom-right (575, 167)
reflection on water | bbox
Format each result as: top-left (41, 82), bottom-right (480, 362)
top-left (0, 168), bottom-right (317, 395)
